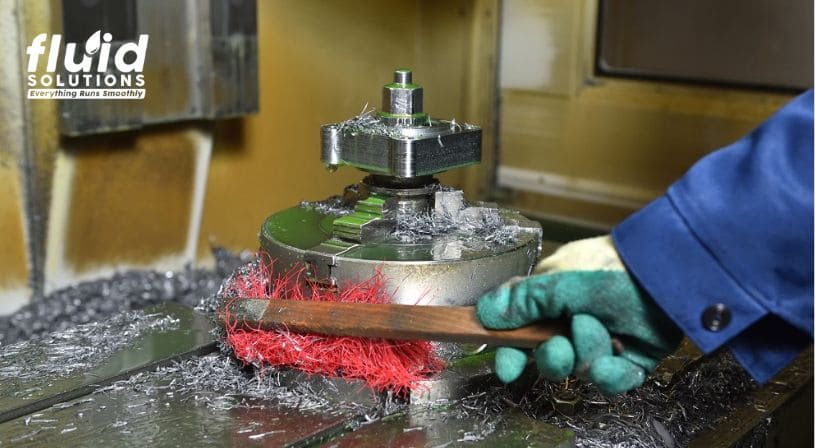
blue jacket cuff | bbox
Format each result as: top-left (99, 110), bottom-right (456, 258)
top-left (612, 195), bottom-right (768, 355)
top-left (727, 315), bottom-right (811, 383)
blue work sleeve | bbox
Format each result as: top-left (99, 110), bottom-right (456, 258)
top-left (612, 90), bottom-right (814, 383)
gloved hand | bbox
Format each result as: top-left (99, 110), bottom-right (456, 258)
top-left (476, 235), bottom-right (683, 394)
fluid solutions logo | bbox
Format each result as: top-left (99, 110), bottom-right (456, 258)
top-left (26, 30), bottom-right (149, 100)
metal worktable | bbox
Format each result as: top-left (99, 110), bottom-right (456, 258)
top-left (0, 301), bottom-right (811, 448)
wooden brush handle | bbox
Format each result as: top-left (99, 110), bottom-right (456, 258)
top-left (222, 299), bottom-right (564, 349)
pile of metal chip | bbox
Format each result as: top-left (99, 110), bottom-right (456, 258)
top-left (0, 247), bottom-right (249, 345)
top-left (0, 310), bottom-right (180, 386)
top-left (444, 350), bottom-right (765, 448)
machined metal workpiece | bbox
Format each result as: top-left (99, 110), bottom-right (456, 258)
top-left (321, 69), bottom-right (481, 178)
top-left (265, 68), bottom-right (540, 307)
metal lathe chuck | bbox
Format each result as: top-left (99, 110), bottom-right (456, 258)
top-left (260, 69), bottom-right (541, 306)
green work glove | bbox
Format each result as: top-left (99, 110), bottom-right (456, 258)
top-left (476, 236), bottom-right (683, 394)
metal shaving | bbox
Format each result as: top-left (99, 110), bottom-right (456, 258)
top-left (195, 257), bottom-right (262, 319)
top-left (428, 183), bottom-right (457, 193)
top-left (300, 195), bottom-right (354, 216)
top-left (1, 352), bottom-right (384, 445)
top-left (0, 310), bottom-right (179, 383)
top-left (334, 104), bottom-right (405, 139)
top-left (428, 350), bottom-right (765, 448)
top-left (0, 246), bottom-right (247, 345)
top-left (195, 257), bottom-right (275, 364)
top-left (332, 104), bottom-right (474, 140)
top-left (393, 203), bottom-right (518, 248)
top-left (457, 208), bottom-right (519, 246)
top-left (101, 353), bottom-right (378, 416)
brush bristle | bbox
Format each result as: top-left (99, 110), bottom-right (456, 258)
top-left (220, 256), bottom-right (445, 395)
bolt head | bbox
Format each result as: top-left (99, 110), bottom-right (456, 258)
top-left (382, 84), bottom-right (423, 116)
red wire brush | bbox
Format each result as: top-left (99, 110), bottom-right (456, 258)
top-left (218, 257), bottom-right (446, 396)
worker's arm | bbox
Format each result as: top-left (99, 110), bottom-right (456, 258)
top-left (477, 90), bottom-right (813, 393)
top-left (613, 90), bottom-right (814, 384)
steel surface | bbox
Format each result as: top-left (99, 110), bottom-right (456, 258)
top-left (0, 302), bottom-right (216, 423)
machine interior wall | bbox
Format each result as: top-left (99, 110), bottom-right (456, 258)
top-left (496, 0), bottom-right (799, 229)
